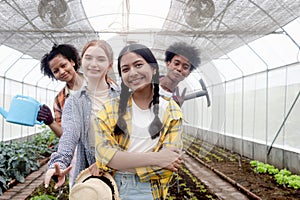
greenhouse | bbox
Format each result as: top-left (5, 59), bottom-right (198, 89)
top-left (0, 0), bottom-right (300, 199)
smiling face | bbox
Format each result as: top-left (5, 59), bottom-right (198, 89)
top-left (120, 52), bottom-right (156, 92)
top-left (49, 54), bottom-right (76, 82)
top-left (81, 46), bottom-right (112, 81)
top-left (166, 54), bottom-right (191, 83)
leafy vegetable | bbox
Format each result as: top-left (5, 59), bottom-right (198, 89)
top-left (251, 161), bottom-right (300, 190)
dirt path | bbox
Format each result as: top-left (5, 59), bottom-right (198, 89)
top-left (184, 154), bottom-right (250, 200)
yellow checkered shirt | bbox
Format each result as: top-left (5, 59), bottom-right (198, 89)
top-left (95, 96), bottom-right (183, 200)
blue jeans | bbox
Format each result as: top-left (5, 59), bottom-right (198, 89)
top-left (114, 172), bottom-right (153, 200)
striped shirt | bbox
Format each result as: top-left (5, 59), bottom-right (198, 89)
top-left (95, 96), bottom-right (183, 200)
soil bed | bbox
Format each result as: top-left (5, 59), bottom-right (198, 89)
top-left (27, 181), bottom-right (69, 200)
top-left (185, 136), bottom-right (300, 200)
top-left (210, 159), bottom-right (300, 200)
top-left (166, 165), bottom-right (218, 200)
top-left (28, 166), bottom-right (217, 200)
top-left (27, 136), bottom-right (300, 200)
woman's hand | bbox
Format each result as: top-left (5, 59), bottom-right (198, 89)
top-left (44, 163), bottom-right (72, 189)
top-left (37, 104), bottom-right (54, 125)
top-left (88, 162), bottom-right (103, 176)
top-left (156, 147), bottom-right (184, 172)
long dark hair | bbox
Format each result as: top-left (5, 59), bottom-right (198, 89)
top-left (114, 43), bottom-right (162, 139)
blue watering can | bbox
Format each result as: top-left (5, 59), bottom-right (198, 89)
top-left (0, 95), bottom-right (44, 126)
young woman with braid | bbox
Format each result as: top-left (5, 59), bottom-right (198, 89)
top-left (95, 43), bottom-right (183, 200)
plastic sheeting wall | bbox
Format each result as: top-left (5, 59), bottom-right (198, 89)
top-left (182, 62), bottom-right (300, 172)
top-left (0, 77), bottom-right (58, 141)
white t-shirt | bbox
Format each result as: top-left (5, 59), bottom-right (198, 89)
top-left (128, 96), bottom-right (169, 152)
top-left (87, 88), bottom-right (110, 148)
top-left (159, 85), bottom-right (173, 98)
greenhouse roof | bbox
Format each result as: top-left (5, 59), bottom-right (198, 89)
top-left (0, 0), bottom-right (300, 88)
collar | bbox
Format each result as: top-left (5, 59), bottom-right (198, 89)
top-left (78, 82), bottom-right (120, 98)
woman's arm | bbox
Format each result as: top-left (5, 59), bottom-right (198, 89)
top-left (48, 121), bottom-right (62, 138)
top-left (95, 102), bottom-right (176, 171)
top-left (135, 101), bottom-right (183, 181)
top-left (107, 147), bottom-right (181, 170)
top-left (95, 99), bottom-right (182, 176)
top-left (47, 96), bottom-right (81, 172)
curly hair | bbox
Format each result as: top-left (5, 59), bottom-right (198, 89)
top-left (40, 43), bottom-right (81, 79)
top-left (165, 42), bottom-right (201, 72)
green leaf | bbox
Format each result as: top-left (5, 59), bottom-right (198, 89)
top-left (30, 194), bottom-right (57, 200)
top-left (15, 171), bottom-right (25, 183)
top-left (250, 160), bottom-right (259, 167)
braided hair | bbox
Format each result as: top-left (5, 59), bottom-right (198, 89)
top-left (114, 43), bottom-right (162, 139)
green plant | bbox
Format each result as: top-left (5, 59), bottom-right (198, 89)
top-left (275, 172), bottom-right (290, 186)
top-left (250, 160), bottom-right (259, 167)
top-left (30, 194), bottom-right (56, 200)
top-left (0, 153), bottom-right (10, 195)
top-left (251, 160), bottom-right (279, 175)
top-left (0, 127), bottom-right (58, 196)
top-left (251, 161), bottom-right (300, 190)
top-left (287, 175), bottom-right (300, 189)
top-left (268, 167), bottom-right (279, 175)
top-left (274, 170), bottom-right (300, 189)
top-left (28, 179), bottom-right (69, 200)
top-left (33, 126), bottom-right (58, 146)
top-left (166, 164), bottom-right (216, 199)
top-left (206, 194), bottom-right (214, 199)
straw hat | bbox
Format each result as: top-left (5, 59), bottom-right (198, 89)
top-left (69, 168), bottom-right (120, 200)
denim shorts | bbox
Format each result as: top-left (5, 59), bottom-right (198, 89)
top-left (114, 172), bottom-right (153, 200)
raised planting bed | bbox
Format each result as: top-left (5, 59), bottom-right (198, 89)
top-left (28, 132), bottom-right (300, 200)
top-left (184, 134), bottom-right (300, 200)
top-left (29, 164), bottom-right (216, 200)
top-left (0, 126), bottom-right (58, 198)
top-left (27, 179), bottom-right (69, 200)
top-left (166, 165), bottom-right (218, 200)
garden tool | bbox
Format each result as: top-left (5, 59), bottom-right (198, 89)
top-left (184, 79), bottom-right (211, 107)
top-left (0, 94), bottom-right (44, 126)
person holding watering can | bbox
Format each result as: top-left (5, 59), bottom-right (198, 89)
top-left (37, 44), bottom-right (84, 138)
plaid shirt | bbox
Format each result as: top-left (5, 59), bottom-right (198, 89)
top-left (48, 82), bottom-right (120, 187)
top-left (95, 96), bottom-right (183, 200)
top-left (53, 84), bottom-right (69, 126)
top-left (53, 74), bottom-right (116, 126)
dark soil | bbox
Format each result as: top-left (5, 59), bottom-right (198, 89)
top-left (166, 165), bottom-right (218, 200)
top-left (27, 136), bottom-right (300, 200)
top-left (209, 158), bottom-right (300, 200)
top-left (183, 136), bottom-right (300, 200)
top-left (26, 181), bottom-right (69, 200)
